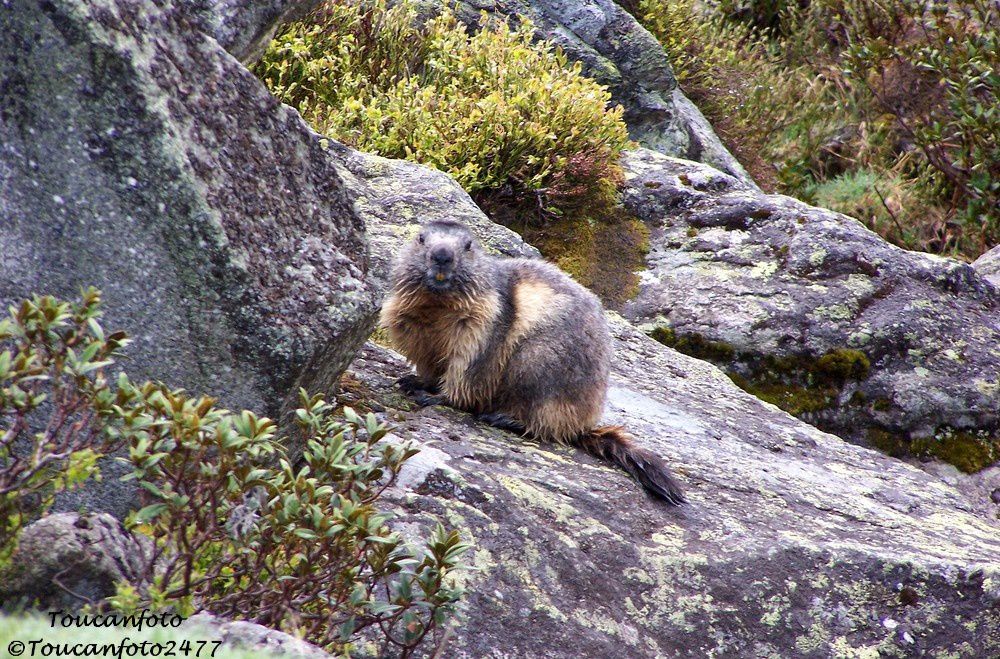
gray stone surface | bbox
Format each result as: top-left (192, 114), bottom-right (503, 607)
top-left (343, 334), bottom-right (1000, 657)
top-left (619, 147), bottom-right (1000, 471)
top-left (0, 0), bottom-right (378, 517)
top-left (189, 0), bottom-right (322, 64)
top-left (439, 0), bottom-right (754, 185)
top-left (184, 614), bottom-right (333, 658)
top-left (0, 513), bottom-right (151, 610)
top-left (972, 244), bottom-right (1000, 288)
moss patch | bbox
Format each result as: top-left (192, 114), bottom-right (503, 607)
top-left (651, 326), bottom-right (736, 362)
top-left (728, 374), bottom-right (839, 416)
top-left (865, 427), bottom-right (910, 459)
top-left (508, 206), bottom-right (650, 310)
top-left (649, 326), bottom-right (871, 419)
top-left (911, 428), bottom-right (998, 474)
top-left (868, 426), bottom-right (999, 473)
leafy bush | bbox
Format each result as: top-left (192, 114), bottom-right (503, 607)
top-left (254, 0), bottom-right (630, 216)
top-left (0, 289), bottom-right (132, 561)
top-left (1, 290), bottom-right (468, 656)
top-left (634, 0), bottom-right (999, 257)
top-left (841, 0), bottom-right (1000, 250)
top-left (120, 388), bottom-right (468, 655)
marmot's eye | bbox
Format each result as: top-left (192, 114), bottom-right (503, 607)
top-left (464, 240), bottom-right (472, 251)
top-left (418, 234), bottom-right (425, 244)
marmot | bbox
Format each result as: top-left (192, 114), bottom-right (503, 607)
top-left (380, 220), bottom-right (685, 504)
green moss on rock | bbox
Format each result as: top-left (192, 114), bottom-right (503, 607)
top-left (518, 208), bottom-right (649, 310)
top-left (650, 326), bottom-right (736, 362)
top-left (650, 327), bottom-right (873, 420)
top-left (867, 426), bottom-right (998, 473)
top-left (814, 349), bottom-right (870, 383)
top-left (911, 429), bottom-right (998, 474)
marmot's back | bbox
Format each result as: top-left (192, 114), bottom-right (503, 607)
top-left (491, 257), bottom-right (612, 441)
top-left (380, 221), bottom-right (684, 504)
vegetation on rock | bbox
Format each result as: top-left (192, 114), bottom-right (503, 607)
top-left (0, 289), bottom-right (129, 562)
top-left (0, 291), bottom-right (468, 657)
top-left (634, 0), bottom-right (999, 258)
top-left (118, 388), bottom-right (468, 656)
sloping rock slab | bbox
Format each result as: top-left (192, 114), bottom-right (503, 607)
top-left (972, 244), bottom-right (1000, 288)
top-left (619, 148), bottom-right (1000, 473)
top-left (0, 0), bottom-right (377, 516)
top-left (343, 327), bottom-right (1000, 657)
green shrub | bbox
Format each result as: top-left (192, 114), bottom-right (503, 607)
top-left (0, 289), bottom-right (133, 562)
top-left (120, 387), bottom-right (468, 655)
top-left (804, 168), bottom-right (947, 248)
top-left (841, 0), bottom-right (1000, 251)
top-left (634, 0), bottom-right (998, 258)
top-left (254, 0), bottom-right (630, 215)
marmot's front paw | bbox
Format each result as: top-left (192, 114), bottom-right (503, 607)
top-left (477, 412), bottom-right (528, 435)
top-left (396, 373), bottom-right (424, 395)
top-left (411, 390), bottom-right (446, 408)
top-left (396, 374), bottom-right (443, 406)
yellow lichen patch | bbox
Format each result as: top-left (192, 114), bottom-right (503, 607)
top-left (631, 546), bottom-right (712, 630)
top-left (496, 475), bottom-right (578, 526)
top-left (571, 609), bottom-right (641, 647)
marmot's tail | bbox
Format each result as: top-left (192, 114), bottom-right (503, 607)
top-left (575, 426), bottom-right (686, 505)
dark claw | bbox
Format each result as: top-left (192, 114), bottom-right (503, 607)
top-left (477, 412), bottom-right (527, 435)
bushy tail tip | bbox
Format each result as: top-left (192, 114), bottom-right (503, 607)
top-left (576, 425), bottom-right (686, 505)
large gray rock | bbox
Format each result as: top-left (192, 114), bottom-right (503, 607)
top-left (972, 244), bottom-right (1000, 288)
top-left (0, 513), bottom-right (151, 611)
top-left (619, 147), bottom-right (1000, 474)
top-left (0, 0), bottom-right (378, 517)
top-left (343, 333), bottom-right (1000, 657)
top-left (183, 614), bottom-right (333, 658)
top-left (440, 0), bottom-right (754, 185)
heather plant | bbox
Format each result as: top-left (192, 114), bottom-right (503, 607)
top-left (1, 290), bottom-right (469, 656)
top-left (254, 0), bottom-right (630, 217)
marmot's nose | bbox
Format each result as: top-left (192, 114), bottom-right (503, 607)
top-left (431, 246), bottom-right (454, 266)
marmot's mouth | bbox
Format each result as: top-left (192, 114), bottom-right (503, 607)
top-left (425, 269), bottom-right (453, 291)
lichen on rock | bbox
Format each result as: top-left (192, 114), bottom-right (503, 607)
top-left (621, 147), bottom-right (1000, 474)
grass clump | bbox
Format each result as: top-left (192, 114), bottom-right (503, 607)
top-left (255, 0), bottom-right (630, 216)
top-left (633, 0), bottom-right (999, 258)
top-left (1, 291), bottom-right (469, 657)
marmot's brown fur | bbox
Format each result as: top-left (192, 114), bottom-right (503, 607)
top-left (380, 221), bottom-right (685, 504)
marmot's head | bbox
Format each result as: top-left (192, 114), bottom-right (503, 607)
top-left (394, 221), bottom-right (489, 295)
